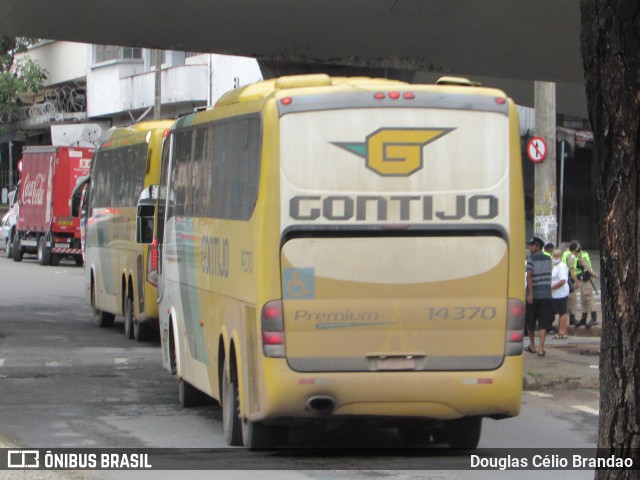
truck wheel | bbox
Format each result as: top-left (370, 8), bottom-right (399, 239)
top-left (5, 238), bottom-right (11, 258)
top-left (75, 255), bottom-right (83, 266)
top-left (37, 237), bottom-right (52, 266)
top-left (51, 254), bottom-right (61, 266)
top-left (91, 281), bottom-right (115, 328)
top-left (12, 235), bottom-right (22, 262)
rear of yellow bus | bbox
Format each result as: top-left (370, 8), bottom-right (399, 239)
top-left (257, 78), bottom-right (525, 448)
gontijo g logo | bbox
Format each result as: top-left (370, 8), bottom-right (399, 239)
top-left (332, 128), bottom-right (455, 177)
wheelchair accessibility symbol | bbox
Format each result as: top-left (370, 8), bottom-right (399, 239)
top-left (283, 268), bottom-right (315, 299)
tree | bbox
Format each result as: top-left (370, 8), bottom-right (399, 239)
top-left (581, 1), bottom-right (640, 478)
top-left (0, 36), bottom-right (47, 118)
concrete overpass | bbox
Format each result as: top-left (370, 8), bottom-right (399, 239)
top-left (0, 0), bottom-right (587, 116)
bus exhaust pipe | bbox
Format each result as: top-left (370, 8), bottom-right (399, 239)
top-left (306, 395), bottom-right (336, 416)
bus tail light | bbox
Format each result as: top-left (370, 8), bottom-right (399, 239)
top-left (261, 300), bottom-right (285, 358)
top-left (146, 238), bottom-right (159, 287)
top-left (506, 298), bottom-right (525, 356)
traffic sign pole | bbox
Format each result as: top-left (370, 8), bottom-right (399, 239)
top-left (533, 81), bottom-right (558, 246)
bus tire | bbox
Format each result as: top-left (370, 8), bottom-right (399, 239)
top-left (222, 358), bottom-right (243, 446)
top-left (124, 294), bottom-right (134, 339)
top-left (91, 280), bottom-right (115, 328)
top-left (12, 234), bottom-right (22, 262)
top-left (133, 318), bottom-right (147, 342)
top-left (37, 236), bottom-right (52, 266)
top-left (437, 416), bottom-right (482, 449)
top-left (398, 426), bottom-right (432, 445)
top-left (178, 379), bottom-right (210, 408)
top-left (242, 420), bottom-right (288, 450)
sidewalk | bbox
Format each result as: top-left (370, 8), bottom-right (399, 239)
top-left (523, 333), bottom-right (600, 390)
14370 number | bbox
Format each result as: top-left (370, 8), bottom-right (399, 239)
top-left (427, 307), bottom-right (497, 321)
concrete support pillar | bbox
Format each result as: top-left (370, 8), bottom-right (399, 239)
top-left (154, 50), bottom-right (162, 120)
top-left (533, 81), bottom-right (557, 245)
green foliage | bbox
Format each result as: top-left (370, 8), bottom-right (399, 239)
top-left (0, 36), bottom-right (47, 115)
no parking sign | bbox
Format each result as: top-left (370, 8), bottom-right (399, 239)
top-left (527, 136), bottom-right (547, 163)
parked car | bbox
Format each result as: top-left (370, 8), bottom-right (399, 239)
top-left (0, 186), bottom-right (18, 258)
top-left (0, 210), bottom-right (15, 257)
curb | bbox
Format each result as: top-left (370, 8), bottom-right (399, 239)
top-left (522, 339), bottom-right (601, 391)
top-left (567, 325), bottom-right (601, 337)
top-left (523, 371), bottom-right (599, 391)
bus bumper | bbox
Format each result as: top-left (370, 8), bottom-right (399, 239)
top-left (251, 355), bottom-right (523, 422)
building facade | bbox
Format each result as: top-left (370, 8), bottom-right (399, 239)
top-left (0, 40), bottom-right (262, 190)
top-left (0, 42), bottom-right (598, 247)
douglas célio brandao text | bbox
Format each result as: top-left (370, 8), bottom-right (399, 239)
top-left (470, 454), bottom-right (634, 470)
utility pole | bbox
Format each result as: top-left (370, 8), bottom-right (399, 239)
top-left (533, 81), bottom-right (557, 245)
top-left (153, 50), bottom-right (162, 120)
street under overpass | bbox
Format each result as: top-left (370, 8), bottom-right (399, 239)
top-left (0, 0), bottom-right (587, 116)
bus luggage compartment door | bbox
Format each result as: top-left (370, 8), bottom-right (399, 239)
top-left (280, 235), bottom-right (509, 373)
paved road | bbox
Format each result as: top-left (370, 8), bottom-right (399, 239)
top-left (0, 256), bottom-right (600, 479)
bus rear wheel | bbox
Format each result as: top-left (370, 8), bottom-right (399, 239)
top-left (242, 420), bottom-right (288, 450)
top-left (398, 426), bottom-right (433, 445)
top-left (91, 280), bottom-right (115, 328)
top-left (222, 358), bottom-right (243, 446)
top-left (435, 416), bottom-right (482, 449)
top-left (178, 379), bottom-right (210, 408)
top-left (133, 317), bottom-right (147, 342)
top-left (124, 294), bottom-right (134, 339)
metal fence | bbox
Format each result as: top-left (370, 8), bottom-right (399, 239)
top-left (0, 86), bottom-right (86, 124)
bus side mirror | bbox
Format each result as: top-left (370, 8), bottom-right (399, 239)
top-left (71, 193), bottom-right (82, 218)
top-left (70, 175), bottom-right (90, 218)
top-left (136, 184), bottom-right (159, 244)
top-left (136, 204), bottom-right (155, 244)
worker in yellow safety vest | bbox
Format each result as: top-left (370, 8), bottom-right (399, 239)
top-left (563, 242), bottom-right (581, 327)
top-left (573, 242), bottom-right (599, 328)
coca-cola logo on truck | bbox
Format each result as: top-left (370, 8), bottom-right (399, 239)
top-left (22, 173), bottom-right (47, 206)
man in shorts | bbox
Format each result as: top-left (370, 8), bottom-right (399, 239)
top-left (525, 236), bottom-right (554, 356)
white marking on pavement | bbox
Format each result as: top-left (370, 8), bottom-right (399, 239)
top-left (114, 358), bottom-right (129, 364)
top-left (572, 405), bottom-right (599, 416)
top-left (590, 365), bottom-right (599, 369)
top-left (526, 391), bottom-right (554, 398)
top-left (0, 359), bottom-right (4, 367)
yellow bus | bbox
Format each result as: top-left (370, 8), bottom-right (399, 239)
top-left (82, 120), bottom-right (173, 341)
top-left (154, 75), bottom-right (525, 449)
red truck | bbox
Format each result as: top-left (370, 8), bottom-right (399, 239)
top-left (13, 146), bottom-right (92, 265)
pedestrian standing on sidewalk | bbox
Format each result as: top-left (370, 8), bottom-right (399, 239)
top-left (525, 237), bottom-right (554, 357)
top-left (543, 242), bottom-right (555, 333)
top-left (544, 242), bottom-right (554, 257)
top-left (551, 249), bottom-right (570, 339)
top-left (563, 241), bottom-right (581, 326)
top-left (574, 242), bottom-right (599, 328)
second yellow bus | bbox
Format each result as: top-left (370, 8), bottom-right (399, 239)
top-left (83, 120), bottom-right (173, 341)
